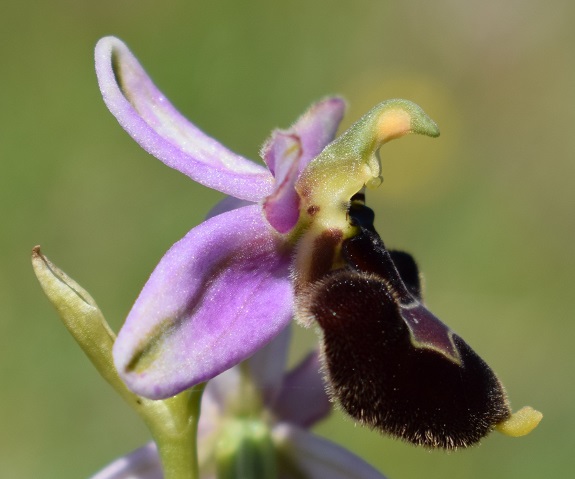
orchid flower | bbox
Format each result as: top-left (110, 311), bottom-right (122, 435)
top-left (95, 37), bottom-right (437, 400)
top-left (91, 327), bottom-right (387, 479)
top-left (95, 36), bottom-right (541, 450)
top-left (28, 31), bottom-right (545, 479)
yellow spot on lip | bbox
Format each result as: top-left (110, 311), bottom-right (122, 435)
top-left (376, 109), bottom-right (413, 143)
top-left (496, 406), bottom-right (543, 437)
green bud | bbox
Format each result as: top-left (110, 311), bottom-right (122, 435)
top-left (216, 419), bottom-right (277, 479)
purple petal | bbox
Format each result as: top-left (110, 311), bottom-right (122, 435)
top-left (95, 37), bottom-right (273, 201)
top-left (196, 364), bottom-right (241, 463)
top-left (273, 424), bottom-right (387, 479)
top-left (90, 443), bottom-right (162, 479)
top-left (198, 365), bottom-right (240, 439)
top-left (261, 98), bottom-right (346, 233)
top-left (262, 133), bottom-right (302, 233)
top-left (272, 351), bottom-right (331, 428)
top-left (113, 205), bottom-right (293, 399)
top-left (294, 97), bottom-right (347, 171)
top-left (262, 98), bottom-right (346, 175)
top-left (246, 325), bottom-right (291, 406)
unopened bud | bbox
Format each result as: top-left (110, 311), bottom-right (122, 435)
top-left (216, 419), bottom-right (277, 479)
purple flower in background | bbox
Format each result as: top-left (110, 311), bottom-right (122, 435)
top-left (95, 36), bottom-right (345, 399)
top-left (91, 443), bottom-right (159, 479)
top-left (91, 328), bottom-right (387, 479)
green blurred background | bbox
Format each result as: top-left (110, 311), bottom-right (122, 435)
top-left (2, 0), bottom-right (574, 477)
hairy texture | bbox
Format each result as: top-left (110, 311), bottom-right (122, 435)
top-left (300, 203), bottom-right (511, 449)
top-left (387, 250), bottom-right (423, 301)
top-left (307, 271), bottom-right (510, 449)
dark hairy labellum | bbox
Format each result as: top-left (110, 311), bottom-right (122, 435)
top-left (303, 203), bottom-right (511, 449)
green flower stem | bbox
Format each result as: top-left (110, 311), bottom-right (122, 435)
top-left (32, 246), bottom-right (205, 479)
top-left (144, 385), bottom-right (205, 479)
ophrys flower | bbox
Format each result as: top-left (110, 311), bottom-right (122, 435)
top-left (95, 37), bottom-right (540, 449)
top-left (95, 37), bottom-right (438, 400)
